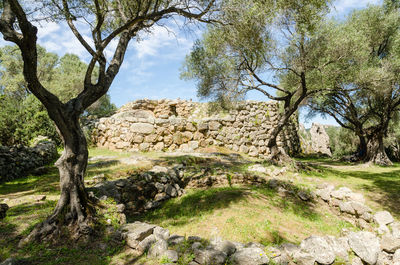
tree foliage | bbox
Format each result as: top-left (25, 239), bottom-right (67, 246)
top-left (307, 5), bottom-right (400, 165)
top-left (0, 45), bottom-right (116, 146)
top-left (182, 0), bottom-right (332, 161)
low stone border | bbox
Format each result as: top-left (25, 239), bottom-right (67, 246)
top-left (0, 137), bottom-right (58, 182)
top-left (79, 162), bottom-right (400, 264)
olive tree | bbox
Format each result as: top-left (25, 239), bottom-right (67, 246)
top-left (308, 5), bottom-right (400, 165)
top-left (0, 0), bottom-right (216, 241)
top-left (182, 0), bottom-right (333, 163)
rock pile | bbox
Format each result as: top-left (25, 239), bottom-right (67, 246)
top-left (0, 137), bottom-right (58, 182)
top-left (92, 99), bottom-right (300, 158)
top-left (120, 220), bottom-right (400, 265)
top-left (90, 165), bottom-right (185, 217)
top-left (315, 184), bottom-right (400, 264)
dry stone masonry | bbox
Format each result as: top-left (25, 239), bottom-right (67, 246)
top-left (92, 99), bottom-right (300, 158)
top-left (0, 136), bottom-right (58, 182)
top-left (88, 158), bottom-right (400, 265)
top-left (299, 123), bottom-right (332, 157)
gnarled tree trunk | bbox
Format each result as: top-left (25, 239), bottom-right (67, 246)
top-left (23, 114), bottom-right (93, 244)
top-left (357, 135), bottom-right (367, 160)
top-left (364, 133), bottom-right (392, 166)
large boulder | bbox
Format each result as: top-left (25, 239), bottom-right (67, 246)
top-left (300, 236), bottom-right (335, 264)
top-left (348, 232), bottom-right (380, 265)
top-left (121, 222), bottom-right (156, 248)
top-left (374, 211), bottom-right (394, 227)
top-left (194, 246), bottom-right (227, 265)
top-left (309, 123), bottom-right (332, 157)
top-left (230, 247), bottom-right (269, 265)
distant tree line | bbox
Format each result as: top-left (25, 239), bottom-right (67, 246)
top-left (0, 45), bottom-right (116, 146)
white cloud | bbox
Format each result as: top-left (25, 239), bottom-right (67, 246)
top-left (36, 22), bottom-right (61, 39)
top-left (133, 24), bottom-right (194, 59)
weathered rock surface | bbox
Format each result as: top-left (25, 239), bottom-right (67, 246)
top-left (380, 233), bottom-right (400, 253)
top-left (0, 136), bottom-right (58, 182)
top-left (230, 247), bottom-right (269, 265)
top-left (92, 99), bottom-right (300, 158)
top-left (194, 247), bottom-right (227, 265)
top-left (300, 236), bottom-right (335, 264)
top-left (348, 231), bottom-right (380, 265)
top-left (374, 211), bottom-right (394, 226)
top-left (121, 222), bottom-right (155, 248)
top-left (309, 123), bottom-right (332, 157)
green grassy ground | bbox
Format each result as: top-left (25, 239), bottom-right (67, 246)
top-left (0, 148), bottom-right (399, 264)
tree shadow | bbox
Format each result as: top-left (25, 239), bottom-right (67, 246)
top-left (0, 198), bottom-right (127, 265)
top-left (132, 181), bottom-right (320, 229)
top-left (158, 152), bottom-right (252, 172)
top-left (0, 167), bottom-right (60, 198)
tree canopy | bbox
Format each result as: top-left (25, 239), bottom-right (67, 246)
top-left (307, 5), bottom-right (400, 165)
top-left (182, 0), bottom-right (332, 161)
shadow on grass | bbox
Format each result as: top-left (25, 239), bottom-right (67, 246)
top-left (134, 183), bottom-right (320, 228)
top-left (87, 159), bottom-right (120, 169)
top-left (0, 198), bottom-right (128, 265)
top-left (158, 153), bottom-right (252, 174)
top-left (0, 167), bottom-right (60, 197)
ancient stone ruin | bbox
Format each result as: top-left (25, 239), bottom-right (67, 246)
top-left (90, 160), bottom-right (400, 265)
top-left (0, 136), bottom-right (58, 182)
top-left (299, 123), bottom-right (332, 157)
top-left (92, 99), bottom-right (300, 158)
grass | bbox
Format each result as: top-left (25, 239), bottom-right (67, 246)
top-left (1, 147), bottom-right (399, 264)
top-left (136, 185), bottom-right (355, 245)
top-left (294, 157), bottom-right (400, 218)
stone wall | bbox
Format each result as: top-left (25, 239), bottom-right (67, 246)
top-left (92, 99), bottom-right (300, 158)
top-left (0, 137), bottom-right (58, 182)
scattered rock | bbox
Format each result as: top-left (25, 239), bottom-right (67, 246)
top-left (300, 236), bottom-right (335, 264)
top-left (325, 236), bottom-right (349, 262)
top-left (247, 164), bottom-right (267, 174)
top-left (137, 234), bottom-right (156, 252)
top-left (376, 251), bottom-right (392, 265)
top-left (194, 247), bottom-right (227, 265)
top-left (348, 231), bottom-right (380, 265)
top-left (374, 211), bottom-right (394, 226)
top-left (148, 239), bottom-right (168, 257)
top-left (380, 233), bottom-right (400, 253)
top-left (168, 235), bottom-right (185, 246)
top-left (350, 201), bottom-right (372, 216)
top-left (339, 201), bottom-right (355, 215)
top-left (230, 247), bottom-right (269, 265)
top-left (153, 226), bottom-right (170, 241)
top-left (297, 191), bottom-right (311, 201)
top-left (292, 251), bottom-right (315, 265)
top-left (214, 240), bottom-right (237, 256)
top-left (121, 222), bottom-right (155, 248)
top-left (163, 250), bottom-right (179, 263)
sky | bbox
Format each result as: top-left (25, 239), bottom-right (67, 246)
top-left (0, 0), bottom-right (382, 128)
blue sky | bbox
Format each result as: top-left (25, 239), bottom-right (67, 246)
top-left (1, 0), bottom-right (381, 128)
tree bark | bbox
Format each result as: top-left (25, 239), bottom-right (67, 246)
top-left (357, 135), bottom-right (367, 160)
top-left (364, 133), bottom-right (393, 166)
top-left (265, 112), bottom-right (293, 164)
top-left (23, 114), bottom-right (93, 244)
